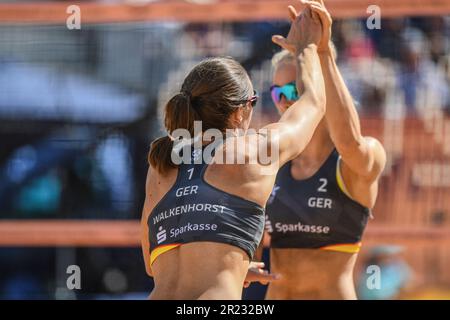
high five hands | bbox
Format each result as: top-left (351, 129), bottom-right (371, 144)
top-left (272, 0), bottom-right (333, 54)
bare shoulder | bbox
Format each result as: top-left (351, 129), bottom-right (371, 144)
top-left (145, 165), bottom-right (178, 215)
top-left (362, 136), bottom-right (386, 181)
top-left (364, 136), bottom-right (385, 153)
top-left (217, 133), bottom-right (265, 164)
top-left (340, 136), bottom-right (386, 182)
top-left (338, 136), bottom-right (386, 208)
top-left (206, 135), bottom-right (277, 206)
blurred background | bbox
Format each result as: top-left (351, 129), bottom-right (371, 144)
top-left (0, 0), bottom-right (449, 300)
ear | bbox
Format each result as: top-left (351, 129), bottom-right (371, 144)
top-left (229, 107), bottom-right (244, 127)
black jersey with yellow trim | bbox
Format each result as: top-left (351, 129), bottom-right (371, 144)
top-left (147, 147), bottom-right (265, 265)
top-left (265, 149), bottom-right (371, 253)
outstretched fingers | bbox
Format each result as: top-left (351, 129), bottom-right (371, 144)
top-left (301, 0), bottom-right (331, 25)
top-left (288, 5), bottom-right (298, 22)
top-left (272, 35), bottom-right (296, 53)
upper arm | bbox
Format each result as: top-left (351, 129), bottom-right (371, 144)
top-left (261, 99), bottom-right (325, 167)
top-left (339, 136), bottom-right (386, 182)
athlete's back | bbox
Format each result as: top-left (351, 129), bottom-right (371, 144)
top-left (143, 136), bottom-right (275, 299)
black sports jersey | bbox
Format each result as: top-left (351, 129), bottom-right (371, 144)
top-left (148, 147), bottom-right (265, 264)
top-left (265, 149), bottom-right (370, 253)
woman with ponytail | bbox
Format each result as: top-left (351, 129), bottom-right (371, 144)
top-left (141, 4), bottom-right (327, 299)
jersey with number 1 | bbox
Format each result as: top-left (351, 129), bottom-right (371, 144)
top-left (147, 147), bottom-right (265, 265)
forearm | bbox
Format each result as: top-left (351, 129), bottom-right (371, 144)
top-left (319, 51), bottom-right (363, 151)
top-left (273, 44), bottom-right (326, 163)
top-left (295, 44), bottom-right (326, 109)
top-left (280, 44), bottom-right (326, 125)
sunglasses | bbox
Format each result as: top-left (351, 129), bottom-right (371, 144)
top-left (270, 82), bottom-right (299, 104)
top-left (233, 90), bottom-right (258, 108)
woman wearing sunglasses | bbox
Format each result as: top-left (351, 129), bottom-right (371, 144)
top-left (141, 4), bottom-right (326, 299)
top-left (263, 0), bottom-right (386, 299)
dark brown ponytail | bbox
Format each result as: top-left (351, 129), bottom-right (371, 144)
top-left (148, 56), bottom-right (254, 175)
top-left (148, 92), bottom-right (201, 174)
top-left (164, 92), bottom-right (201, 135)
top-left (148, 136), bottom-right (175, 174)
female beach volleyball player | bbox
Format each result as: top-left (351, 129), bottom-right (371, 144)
top-left (141, 5), bottom-right (326, 299)
top-left (262, 0), bottom-right (386, 299)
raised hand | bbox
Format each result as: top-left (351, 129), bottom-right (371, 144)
top-left (272, 4), bottom-right (323, 55)
top-left (301, 0), bottom-right (333, 53)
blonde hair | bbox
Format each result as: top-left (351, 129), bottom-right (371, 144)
top-left (271, 42), bottom-right (338, 72)
top-left (271, 49), bottom-right (295, 71)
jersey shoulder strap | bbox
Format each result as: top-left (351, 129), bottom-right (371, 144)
top-left (177, 144), bottom-right (216, 182)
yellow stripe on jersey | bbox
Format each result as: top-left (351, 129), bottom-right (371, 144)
top-left (150, 243), bottom-right (182, 265)
top-left (336, 156), bottom-right (353, 199)
top-left (320, 242), bottom-right (362, 254)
